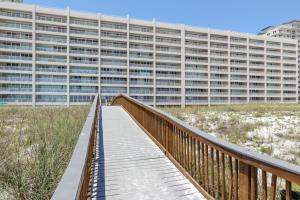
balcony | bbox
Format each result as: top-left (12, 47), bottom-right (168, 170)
top-left (36, 78), bottom-right (66, 83)
top-left (0, 32), bottom-right (32, 40)
top-left (0, 76), bottom-right (32, 82)
top-left (101, 80), bottom-right (127, 85)
top-left (0, 64), bottom-right (32, 72)
top-left (0, 22), bottom-right (32, 30)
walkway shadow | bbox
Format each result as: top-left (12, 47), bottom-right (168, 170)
top-left (91, 106), bottom-right (106, 200)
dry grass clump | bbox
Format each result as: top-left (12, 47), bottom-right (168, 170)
top-left (0, 106), bottom-right (89, 200)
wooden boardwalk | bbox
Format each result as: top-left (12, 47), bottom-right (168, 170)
top-left (90, 106), bottom-right (205, 200)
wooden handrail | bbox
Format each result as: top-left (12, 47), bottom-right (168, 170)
top-left (112, 94), bottom-right (300, 200)
top-left (51, 95), bottom-right (99, 200)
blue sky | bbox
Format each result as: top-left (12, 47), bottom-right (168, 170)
top-left (24, 0), bottom-right (300, 34)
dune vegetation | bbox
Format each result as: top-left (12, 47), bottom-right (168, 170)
top-left (0, 106), bottom-right (89, 200)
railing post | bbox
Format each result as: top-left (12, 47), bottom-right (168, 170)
top-left (239, 161), bottom-right (251, 200)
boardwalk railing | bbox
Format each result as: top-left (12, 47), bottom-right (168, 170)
top-left (51, 95), bottom-right (99, 200)
top-left (112, 94), bottom-right (300, 200)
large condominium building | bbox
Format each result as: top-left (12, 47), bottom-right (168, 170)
top-left (259, 20), bottom-right (300, 100)
top-left (0, 0), bottom-right (23, 3)
top-left (0, 2), bottom-right (298, 107)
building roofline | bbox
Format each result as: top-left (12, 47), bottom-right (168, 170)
top-left (0, 2), bottom-right (298, 43)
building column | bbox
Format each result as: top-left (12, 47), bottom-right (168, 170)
top-left (66, 6), bottom-right (70, 107)
top-left (32, 5), bottom-right (36, 107)
top-left (153, 18), bottom-right (157, 107)
top-left (208, 28), bottom-right (211, 106)
top-left (264, 39), bottom-right (267, 103)
top-left (98, 14), bottom-right (101, 101)
top-left (297, 41), bottom-right (299, 103)
top-left (246, 34), bottom-right (250, 103)
top-left (227, 31), bottom-right (231, 105)
top-left (280, 42), bottom-right (283, 103)
top-left (180, 24), bottom-right (186, 108)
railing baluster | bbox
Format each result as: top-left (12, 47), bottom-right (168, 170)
top-left (221, 153), bottom-right (226, 200)
top-left (201, 142), bottom-right (205, 188)
top-left (250, 166), bottom-right (257, 200)
top-left (197, 140), bottom-right (201, 184)
top-left (210, 147), bottom-right (215, 197)
top-left (286, 180), bottom-right (292, 200)
top-left (205, 144), bottom-right (209, 191)
top-left (234, 159), bottom-right (239, 200)
top-left (262, 170), bottom-right (267, 200)
top-left (183, 132), bottom-right (186, 169)
top-left (190, 136), bottom-right (193, 175)
top-left (216, 150), bottom-right (220, 199)
top-left (186, 133), bottom-right (189, 172)
top-left (193, 137), bottom-right (197, 179)
top-left (229, 156), bottom-right (233, 200)
top-left (239, 161), bottom-right (250, 200)
top-left (269, 175), bottom-right (277, 200)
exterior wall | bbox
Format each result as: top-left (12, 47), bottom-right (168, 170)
top-left (260, 21), bottom-right (300, 101)
top-left (0, 3), bottom-right (298, 106)
top-left (0, 0), bottom-right (23, 3)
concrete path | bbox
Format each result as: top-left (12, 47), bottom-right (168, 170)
top-left (91, 106), bottom-right (206, 200)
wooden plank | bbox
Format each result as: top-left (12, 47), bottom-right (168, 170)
top-left (197, 140), bottom-right (201, 184)
top-left (238, 161), bottom-right (250, 200)
top-left (178, 130), bottom-right (182, 165)
top-left (193, 137), bottom-right (197, 179)
top-left (221, 153), bottom-right (226, 200)
top-left (205, 144), bottom-right (209, 191)
top-left (190, 136), bottom-right (194, 176)
top-left (186, 134), bottom-right (189, 172)
top-left (201, 142), bottom-right (205, 187)
top-left (210, 147), bottom-right (215, 197)
top-left (216, 150), bottom-right (220, 199)
top-left (250, 166), bottom-right (257, 200)
top-left (234, 159), bottom-right (238, 200)
top-left (286, 180), bottom-right (292, 200)
top-left (228, 156), bottom-right (233, 200)
top-left (269, 175), bottom-right (277, 200)
top-left (261, 170), bottom-right (267, 200)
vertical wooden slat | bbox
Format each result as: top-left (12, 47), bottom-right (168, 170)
top-left (181, 132), bottom-right (184, 167)
top-left (286, 180), bottom-right (292, 200)
top-left (175, 127), bottom-right (178, 160)
top-left (216, 150), bottom-right (220, 199)
top-left (210, 147), bottom-right (215, 197)
top-left (179, 130), bottom-right (182, 165)
top-left (269, 175), bottom-right (277, 200)
top-left (239, 161), bottom-right (250, 200)
top-left (201, 142), bottom-right (205, 187)
top-left (192, 137), bottom-right (196, 178)
top-left (234, 159), bottom-right (238, 200)
top-left (186, 134), bottom-right (189, 172)
top-left (261, 170), bottom-right (267, 200)
top-left (221, 153), bottom-right (226, 200)
top-left (250, 166), bottom-right (257, 200)
top-left (229, 156), bottom-right (233, 200)
top-left (189, 135), bottom-right (192, 174)
top-left (205, 144), bottom-right (209, 191)
top-left (197, 140), bottom-right (201, 184)
top-left (190, 136), bottom-right (194, 176)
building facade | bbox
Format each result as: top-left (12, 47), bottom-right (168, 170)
top-left (259, 20), bottom-right (300, 100)
top-left (0, 0), bottom-right (23, 3)
top-left (0, 2), bottom-right (298, 106)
